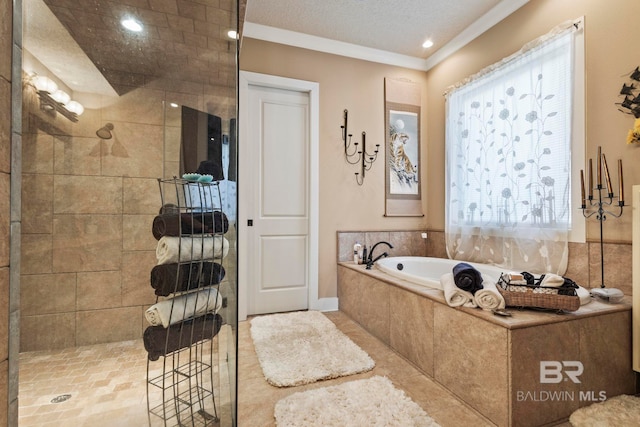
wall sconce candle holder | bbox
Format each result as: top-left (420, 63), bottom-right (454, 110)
top-left (341, 109), bottom-right (379, 185)
top-left (580, 146), bottom-right (624, 291)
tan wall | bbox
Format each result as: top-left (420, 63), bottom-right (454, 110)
top-left (239, 42), bottom-right (429, 298)
top-left (426, 0), bottom-right (640, 243)
top-left (241, 0), bottom-right (640, 299)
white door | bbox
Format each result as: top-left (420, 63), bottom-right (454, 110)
top-left (239, 73), bottom-right (318, 317)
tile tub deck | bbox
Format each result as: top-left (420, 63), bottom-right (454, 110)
top-left (337, 262), bottom-right (635, 427)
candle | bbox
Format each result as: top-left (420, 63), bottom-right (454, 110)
top-left (588, 158), bottom-right (593, 199)
top-left (602, 153), bottom-right (613, 195)
top-left (580, 169), bottom-right (586, 208)
top-left (619, 159), bottom-right (624, 205)
top-left (597, 146), bottom-right (602, 188)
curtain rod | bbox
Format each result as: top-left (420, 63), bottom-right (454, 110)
top-left (443, 17), bottom-right (584, 97)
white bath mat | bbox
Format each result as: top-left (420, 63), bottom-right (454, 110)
top-left (274, 376), bottom-right (440, 427)
top-left (249, 310), bottom-right (374, 387)
top-left (569, 394), bottom-right (640, 426)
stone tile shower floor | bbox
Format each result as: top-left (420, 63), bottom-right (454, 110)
top-left (18, 326), bottom-right (232, 427)
top-left (18, 310), bottom-right (573, 426)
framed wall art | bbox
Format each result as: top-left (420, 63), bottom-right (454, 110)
top-left (384, 78), bottom-right (423, 216)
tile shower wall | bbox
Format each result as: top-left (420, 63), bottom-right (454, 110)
top-left (0, 1), bottom-right (16, 426)
top-left (20, 85), bottom-right (155, 351)
top-left (20, 79), bottom-right (235, 351)
top-left (337, 230), bottom-right (633, 295)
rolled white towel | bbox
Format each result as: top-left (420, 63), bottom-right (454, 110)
top-left (145, 287), bottom-right (223, 327)
top-left (505, 272), bottom-right (527, 285)
top-left (440, 273), bottom-right (477, 308)
top-left (156, 236), bottom-right (229, 265)
top-left (475, 275), bottom-right (506, 311)
top-left (576, 286), bottom-right (591, 305)
top-left (540, 273), bottom-right (565, 288)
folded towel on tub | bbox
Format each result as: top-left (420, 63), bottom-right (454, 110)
top-left (440, 273), bottom-right (477, 308)
top-left (452, 262), bottom-right (484, 295)
top-left (145, 287), bottom-right (223, 327)
top-left (156, 236), bottom-right (229, 265)
top-left (474, 275), bottom-right (506, 311)
top-left (143, 313), bottom-right (223, 361)
top-left (150, 262), bottom-right (225, 296)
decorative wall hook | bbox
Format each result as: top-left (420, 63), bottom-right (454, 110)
top-left (341, 109), bottom-right (379, 185)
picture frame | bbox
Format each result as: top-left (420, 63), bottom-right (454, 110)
top-left (386, 103), bottom-right (421, 197)
top-left (384, 78), bottom-right (423, 217)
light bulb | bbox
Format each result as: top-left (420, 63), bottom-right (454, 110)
top-left (33, 75), bottom-right (58, 93)
top-left (422, 39), bottom-right (434, 48)
top-left (121, 18), bottom-right (143, 32)
top-left (51, 89), bottom-right (71, 105)
top-left (66, 101), bottom-right (84, 116)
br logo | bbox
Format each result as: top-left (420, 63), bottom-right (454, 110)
top-left (540, 361), bottom-right (583, 384)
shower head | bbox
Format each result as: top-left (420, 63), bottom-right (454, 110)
top-left (96, 123), bottom-right (114, 139)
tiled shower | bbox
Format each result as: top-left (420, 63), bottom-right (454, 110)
top-left (13, 0), bottom-right (242, 425)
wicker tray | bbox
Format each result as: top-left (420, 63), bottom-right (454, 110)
top-left (497, 274), bottom-right (580, 312)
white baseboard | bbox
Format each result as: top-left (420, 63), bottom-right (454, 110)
top-left (311, 297), bottom-right (339, 312)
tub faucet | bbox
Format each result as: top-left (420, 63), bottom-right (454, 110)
top-left (365, 241), bottom-right (394, 269)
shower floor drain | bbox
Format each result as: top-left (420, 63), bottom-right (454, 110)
top-left (50, 394), bottom-right (71, 404)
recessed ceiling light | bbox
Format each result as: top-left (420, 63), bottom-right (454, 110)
top-left (121, 18), bottom-right (143, 32)
top-left (227, 30), bottom-right (238, 40)
top-left (422, 39), bottom-right (434, 49)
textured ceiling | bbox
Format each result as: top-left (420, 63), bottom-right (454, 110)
top-left (26, 0), bottom-right (516, 97)
top-left (244, 0), bottom-right (503, 59)
top-left (29, 0), bottom-right (243, 96)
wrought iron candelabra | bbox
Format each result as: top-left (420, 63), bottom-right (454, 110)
top-left (580, 146), bottom-right (624, 288)
top-left (341, 109), bottom-right (380, 185)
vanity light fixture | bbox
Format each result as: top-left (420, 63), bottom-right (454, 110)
top-left (341, 109), bottom-right (380, 185)
top-left (121, 18), bottom-right (143, 32)
top-left (31, 74), bottom-right (84, 122)
top-left (227, 30), bottom-right (238, 40)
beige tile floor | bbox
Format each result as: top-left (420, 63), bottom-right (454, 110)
top-left (18, 326), bottom-right (232, 427)
top-left (19, 310), bottom-right (571, 426)
top-left (238, 310), bottom-right (498, 427)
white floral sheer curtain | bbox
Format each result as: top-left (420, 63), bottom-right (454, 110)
top-left (444, 21), bottom-right (581, 275)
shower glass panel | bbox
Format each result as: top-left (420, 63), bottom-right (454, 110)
top-left (20, 0), bottom-right (239, 424)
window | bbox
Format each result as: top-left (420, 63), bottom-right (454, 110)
top-left (444, 20), bottom-right (584, 274)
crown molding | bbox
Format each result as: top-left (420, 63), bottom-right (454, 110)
top-left (424, 0), bottom-right (530, 70)
top-left (242, 22), bottom-right (429, 71)
top-left (243, 0), bottom-right (529, 72)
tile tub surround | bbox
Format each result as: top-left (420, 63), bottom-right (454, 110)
top-left (337, 263), bottom-right (636, 427)
top-left (337, 230), bottom-right (428, 263)
top-left (337, 230), bottom-right (633, 295)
